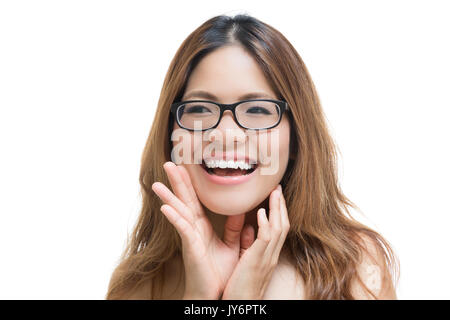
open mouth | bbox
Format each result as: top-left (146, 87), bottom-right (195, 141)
top-left (201, 159), bottom-right (257, 177)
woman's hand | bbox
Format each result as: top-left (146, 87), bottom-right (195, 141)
top-left (221, 185), bottom-right (290, 300)
top-left (151, 162), bottom-right (245, 300)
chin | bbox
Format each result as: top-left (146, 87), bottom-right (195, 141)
top-left (199, 195), bottom-right (258, 216)
top-left (186, 161), bottom-right (285, 215)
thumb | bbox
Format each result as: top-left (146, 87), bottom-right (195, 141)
top-left (239, 224), bottom-right (255, 258)
top-left (223, 213), bottom-right (246, 248)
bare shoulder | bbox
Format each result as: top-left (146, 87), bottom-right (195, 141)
top-left (161, 254), bottom-right (185, 299)
top-left (106, 263), bottom-right (152, 300)
top-left (107, 255), bottom-right (184, 300)
top-left (263, 234), bottom-right (397, 300)
top-left (350, 233), bottom-right (397, 299)
top-left (263, 250), bottom-right (306, 300)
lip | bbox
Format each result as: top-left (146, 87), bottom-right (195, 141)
top-left (199, 162), bottom-right (258, 186)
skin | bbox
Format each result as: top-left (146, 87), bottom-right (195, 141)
top-left (149, 44), bottom-right (397, 300)
top-left (173, 44), bottom-right (291, 217)
top-left (152, 44), bottom-right (291, 299)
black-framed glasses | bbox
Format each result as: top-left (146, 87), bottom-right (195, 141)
top-left (170, 99), bottom-right (289, 131)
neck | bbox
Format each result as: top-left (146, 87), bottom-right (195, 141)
top-left (204, 197), bottom-right (270, 240)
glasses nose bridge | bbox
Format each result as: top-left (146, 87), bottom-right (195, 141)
top-left (219, 102), bottom-right (238, 119)
top-left (216, 102), bottom-right (241, 129)
top-left (220, 102), bottom-right (239, 113)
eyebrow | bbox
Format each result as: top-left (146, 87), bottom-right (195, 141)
top-left (182, 90), bottom-right (276, 101)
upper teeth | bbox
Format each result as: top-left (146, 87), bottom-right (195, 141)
top-left (204, 160), bottom-right (255, 170)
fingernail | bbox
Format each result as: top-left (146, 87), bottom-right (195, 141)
top-left (277, 184), bottom-right (282, 192)
top-left (151, 182), bottom-right (160, 193)
top-left (259, 208), bottom-right (266, 216)
top-left (164, 161), bottom-right (175, 168)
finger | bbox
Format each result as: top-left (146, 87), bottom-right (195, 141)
top-left (278, 185), bottom-right (290, 235)
top-left (152, 181), bottom-right (194, 225)
top-left (252, 208), bottom-right (271, 251)
top-left (267, 188), bottom-right (282, 253)
top-left (163, 162), bottom-right (197, 212)
top-left (269, 188), bottom-right (282, 233)
top-left (239, 224), bottom-right (255, 257)
top-left (177, 164), bottom-right (196, 200)
top-left (223, 213), bottom-right (246, 248)
top-left (160, 204), bottom-right (195, 244)
top-left (276, 184), bottom-right (288, 237)
top-left (274, 187), bottom-right (290, 257)
top-left (177, 164), bottom-right (204, 215)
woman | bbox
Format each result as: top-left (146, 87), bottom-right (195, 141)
top-left (106, 14), bottom-right (399, 300)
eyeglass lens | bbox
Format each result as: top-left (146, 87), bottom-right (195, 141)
top-left (177, 101), bottom-right (281, 130)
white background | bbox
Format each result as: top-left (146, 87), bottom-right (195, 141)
top-left (1, 0), bottom-right (449, 299)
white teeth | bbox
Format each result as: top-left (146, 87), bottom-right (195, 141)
top-left (204, 159), bottom-right (255, 170)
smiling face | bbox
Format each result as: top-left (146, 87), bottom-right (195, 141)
top-left (171, 44), bottom-right (290, 215)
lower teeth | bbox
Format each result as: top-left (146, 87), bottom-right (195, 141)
top-left (206, 167), bottom-right (254, 176)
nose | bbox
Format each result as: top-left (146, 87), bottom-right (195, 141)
top-left (211, 110), bottom-right (246, 145)
top-left (215, 110), bottom-right (241, 131)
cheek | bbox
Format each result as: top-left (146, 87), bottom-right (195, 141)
top-left (274, 118), bottom-right (291, 164)
top-left (169, 121), bottom-right (291, 215)
top-left (171, 123), bottom-right (202, 164)
top-left (256, 120), bottom-right (290, 176)
top-left (279, 125), bottom-right (291, 164)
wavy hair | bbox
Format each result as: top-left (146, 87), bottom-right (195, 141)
top-left (106, 14), bottom-right (399, 299)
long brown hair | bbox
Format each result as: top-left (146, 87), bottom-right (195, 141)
top-left (106, 14), bottom-right (399, 299)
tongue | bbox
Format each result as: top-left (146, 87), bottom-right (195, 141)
top-left (213, 168), bottom-right (247, 176)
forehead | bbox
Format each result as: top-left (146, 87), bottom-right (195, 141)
top-left (183, 45), bottom-right (277, 102)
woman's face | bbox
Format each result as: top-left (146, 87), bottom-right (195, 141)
top-left (171, 45), bottom-right (290, 215)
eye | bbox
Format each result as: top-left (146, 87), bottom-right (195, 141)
top-left (184, 105), bottom-right (213, 114)
top-left (245, 106), bottom-right (272, 115)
